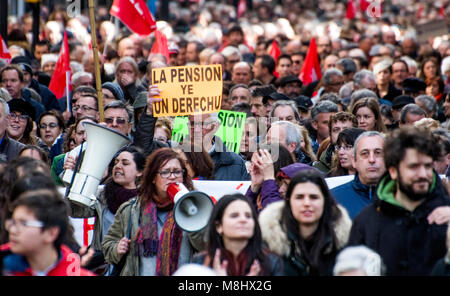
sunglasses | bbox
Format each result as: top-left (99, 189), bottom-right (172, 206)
top-left (105, 117), bottom-right (127, 125)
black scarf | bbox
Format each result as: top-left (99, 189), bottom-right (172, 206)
top-left (104, 181), bottom-right (137, 214)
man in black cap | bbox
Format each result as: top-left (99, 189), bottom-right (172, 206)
top-left (11, 56), bottom-right (60, 112)
top-left (294, 95), bottom-right (313, 121)
top-left (391, 95), bottom-right (415, 123)
top-left (262, 92), bottom-right (291, 118)
top-left (276, 75), bottom-right (303, 99)
top-left (402, 77), bottom-right (427, 98)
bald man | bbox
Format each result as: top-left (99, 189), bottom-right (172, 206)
top-left (231, 62), bottom-right (252, 85)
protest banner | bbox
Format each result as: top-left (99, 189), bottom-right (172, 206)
top-left (215, 110), bottom-right (246, 154)
top-left (152, 64), bottom-right (223, 117)
top-left (193, 180), bottom-right (251, 201)
top-left (171, 116), bottom-right (189, 144)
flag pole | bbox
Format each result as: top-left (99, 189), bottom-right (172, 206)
top-left (88, 0), bottom-right (105, 122)
top-left (66, 71), bottom-right (71, 113)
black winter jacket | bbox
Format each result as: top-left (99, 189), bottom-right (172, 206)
top-left (348, 172), bottom-right (450, 276)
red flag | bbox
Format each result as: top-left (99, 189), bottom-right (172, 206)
top-left (416, 4), bottom-right (424, 19)
top-left (0, 35), bottom-right (11, 63)
top-left (346, 0), bottom-right (356, 19)
top-left (237, 0), bottom-right (246, 18)
top-left (360, 0), bottom-right (369, 12)
top-left (150, 29), bottom-right (170, 62)
top-left (299, 37), bottom-right (322, 85)
top-left (269, 40), bottom-right (281, 78)
top-left (110, 0), bottom-right (156, 36)
top-left (439, 3), bottom-right (445, 18)
top-left (49, 31), bottom-right (71, 99)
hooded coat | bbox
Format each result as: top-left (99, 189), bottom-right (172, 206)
top-left (348, 172), bottom-right (450, 276)
top-left (259, 200), bottom-right (352, 276)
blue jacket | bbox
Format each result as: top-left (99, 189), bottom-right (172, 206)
top-left (331, 173), bottom-right (377, 219)
top-left (210, 137), bottom-right (250, 181)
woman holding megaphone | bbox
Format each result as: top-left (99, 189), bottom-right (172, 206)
top-left (102, 147), bottom-right (204, 276)
top-left (69, 145), bottom-right (146, 274)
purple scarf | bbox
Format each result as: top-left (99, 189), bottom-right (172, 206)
top-left (104, 181), bottom-right (137, 214)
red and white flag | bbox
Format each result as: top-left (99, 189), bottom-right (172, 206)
top-left (299, 37), bottom-right (322, 85)
top-left (110, 0), bottom-right (156, 36)
top-left (150, 29), bottom-right (170, 62)
top-left (49, 31), bottom-right (71, 100)
top-left (0, 35), bottom-right (11, 64)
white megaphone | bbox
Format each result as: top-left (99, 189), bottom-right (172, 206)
top-left (167, 182), bottom-right (216, 232)
top-left (67, 122), bottom-right (131, 207)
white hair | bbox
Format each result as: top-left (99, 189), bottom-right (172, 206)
top-left (172, 264), bottom-right (216, 276)
top-left (333, 246), bottom-right (384, 276)
top-left (441, 56), bottom-right (450, 75)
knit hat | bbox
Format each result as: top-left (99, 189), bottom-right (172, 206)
top-left (133, 91), bottom-right (148, 109)
top-left (372, 58), bottom-right (392, 76)
top-left (102, 82), bottom-right (125, 102)
top-left (277, 163), bottom-right (320, 179)
top-left (41, 54), bottom-right (58, 68)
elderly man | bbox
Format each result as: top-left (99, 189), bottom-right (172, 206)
top-left (229, 84), bottom-right (251, 106)
top-left (311, 68), bottom-right (344, 104)
top-left (399, 103), bottom-right (426, 127)
top-left (187, 112), bottom-right (250, 181)
top-left (0, 98), bottom-right (25, 161)
top-left (115, 57), bottom-right (146, 105)
top-left (231, 62), bottom-right (252, 85)
top-left (104, 101), bottom-right (133, 136)
top-left (265, 120), bottom-right (308, 164)
top-left (331, 131), bottom-right (386, 219)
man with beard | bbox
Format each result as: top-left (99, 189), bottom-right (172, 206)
top-left (348, 127), bottom-right (450, 276)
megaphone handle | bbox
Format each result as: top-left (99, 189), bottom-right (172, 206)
top-left (66, 142), bottom-right (84, 198)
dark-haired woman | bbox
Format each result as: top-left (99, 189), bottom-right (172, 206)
top-left (102, 147), bottom-right (203, 276)
top-left (69, 146), bottom-right (145, 274)
top-left (192, 193), bottom-right (283, 275)
top-left (328, 128), bottom-right (365, 177)
top-left (259, 169), bottom-right (352, 276)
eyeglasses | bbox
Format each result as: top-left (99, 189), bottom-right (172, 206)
top-left (5, 219), bottom-right (44, 231)
top-left (73, 105), bottom-right (97, 112)
top-left (8, 113), bottom-right (29, 122)
top-left (105, 117), bottom-right (127, 125)
top-left (292, 60), bottom-right (302, 64)
top-left (39, 122), bottom-right (59, 129)
top-left (335, 145), bottom-right (353, 152)
top-left (158, 169), bottom-right (185, 178)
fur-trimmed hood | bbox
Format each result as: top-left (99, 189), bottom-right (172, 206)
top-left (258, 200), bottom-right (352, 257)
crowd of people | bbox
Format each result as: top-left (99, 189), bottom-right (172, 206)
top-left (0, 0), bottom-right (449, 276)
